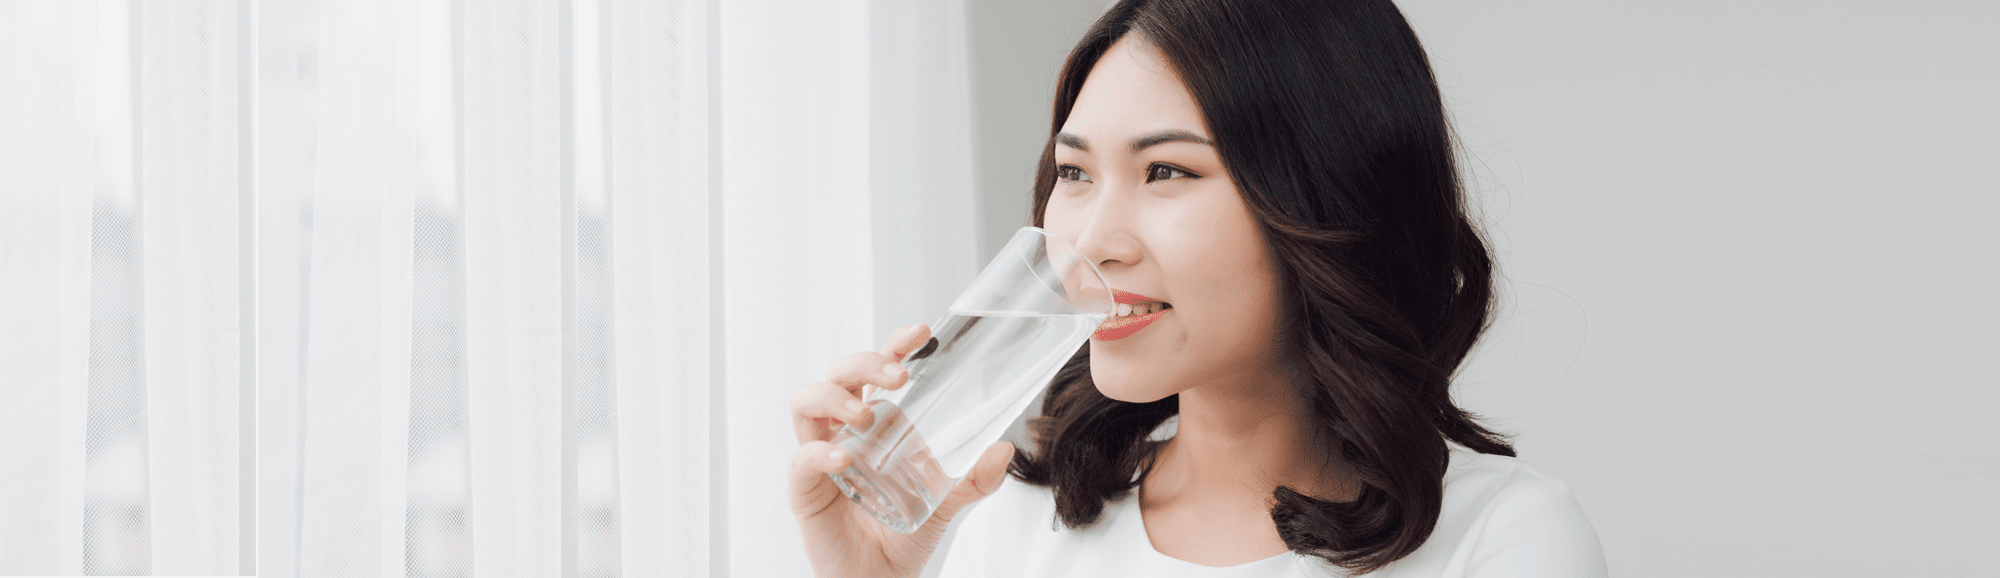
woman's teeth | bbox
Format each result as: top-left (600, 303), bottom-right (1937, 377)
top-left (1115, 302), bottom-right (1168, 317)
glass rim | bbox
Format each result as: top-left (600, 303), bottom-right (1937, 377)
top-left (1020, 225), bottom-right (1113, 317)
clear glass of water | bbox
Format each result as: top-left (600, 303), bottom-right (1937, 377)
top-left (828, 226), bottom-right (1112, 533)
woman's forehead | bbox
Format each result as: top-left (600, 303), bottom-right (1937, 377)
top-left (1061, 38), bottom-right (1211, 144)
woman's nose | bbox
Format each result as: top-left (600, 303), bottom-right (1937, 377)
top-left (1069, 196), bottom-right (1142, 270)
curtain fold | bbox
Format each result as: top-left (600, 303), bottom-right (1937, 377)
top-left (603, 0), bottom-right (713, 575)
top-left (135, 0), bottom-right (249, 570)
top-left (0, 3), bottom-right (94, 572)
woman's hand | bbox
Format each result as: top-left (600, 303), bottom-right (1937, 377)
top-left (788, 323), bottom-right (1017, 578)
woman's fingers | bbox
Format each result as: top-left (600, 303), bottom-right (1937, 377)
top-left (827, 351), bottom-right (909, 392)
top-left (799, 325), bottom-right (932, 448)
top-left (789, 440), bottom-right (856, 521)
top-left (790, 381), bottom-right (874, 444)
top-left (821, 325), bottom-right (931, 407)
top-left (882, 323), bottom-right (933, 361)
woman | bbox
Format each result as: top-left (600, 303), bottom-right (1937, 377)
top-left (789, 0), bottom-right (1607, 575)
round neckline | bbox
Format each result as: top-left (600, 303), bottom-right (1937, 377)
top-left (1125, 486), bottom-right (1297, 570)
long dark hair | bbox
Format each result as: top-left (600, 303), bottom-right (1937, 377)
top-left (1008, 0), bottom-right (1514, 572)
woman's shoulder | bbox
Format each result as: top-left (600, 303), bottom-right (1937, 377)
top-left (1438, 447), bottom-right (1597, 529)
top-left (1442, 446), bottom-right (1575, 500)
top-left (939, 450), bottom-right (1606, 577)
top-left (1381, 448), bottom-right (1606, 577)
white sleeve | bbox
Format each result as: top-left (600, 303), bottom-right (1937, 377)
top-left (1463, 479), bottom-right (1609, 578)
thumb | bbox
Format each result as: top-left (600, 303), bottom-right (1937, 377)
top-left (930, 441), bottom-right (1015, 524)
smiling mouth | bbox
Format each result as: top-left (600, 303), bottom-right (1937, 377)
top-left (1094, 291), bottom-right (1171, 341)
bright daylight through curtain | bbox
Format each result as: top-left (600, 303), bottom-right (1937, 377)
top-left (0, 0), bottom-right (976, 576)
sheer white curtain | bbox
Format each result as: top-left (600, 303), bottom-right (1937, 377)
top-left (0, 1), bottom-right (252, 574)
top-left (1, 0), bottom-right (974, 576)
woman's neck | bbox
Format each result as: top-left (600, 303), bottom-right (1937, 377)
top-left (1135, 368), bottom-right (1355, 566)
top-left (1146, 375), bottom-right (1347, 503)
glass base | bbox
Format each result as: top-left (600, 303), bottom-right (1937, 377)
top-left (828, 400), bottom-right (954, 534)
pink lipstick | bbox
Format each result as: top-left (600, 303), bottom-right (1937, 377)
top-left (1093, 290), bottom-right (1171, 341)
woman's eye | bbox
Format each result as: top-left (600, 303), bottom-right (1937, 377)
top-left (1147, 163), bottom-right (1195, 182)
top-left (1057, 165), bottom-right (1092, 183)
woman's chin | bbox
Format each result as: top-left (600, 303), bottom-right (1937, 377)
top-left (1089, 370), bottom-right (1176, 404)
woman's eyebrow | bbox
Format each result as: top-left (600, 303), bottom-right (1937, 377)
top-left (1056, 132), bottom-right (1089, 152)
top-left (1130, 129), bottom-right (1212, 152)
top-left (1056, 129), bottom-right (1212, 153)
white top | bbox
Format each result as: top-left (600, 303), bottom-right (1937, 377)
top-left (939, 447), bottom-right (1607, 577)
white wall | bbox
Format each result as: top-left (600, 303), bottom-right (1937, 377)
top-left (965, 1), bottom-right (1998, 575)
top-left (965, 0), bottom-right (1111, 264)
top-left (1404, 2), bottom-right (1997, 575)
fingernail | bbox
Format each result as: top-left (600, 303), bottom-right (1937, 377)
top-left (847, 399), bottom-right (866, 414)
top-left (882, 363), bottom-right (902, 377)
top-left (828, 448), bottom-right (846, 461)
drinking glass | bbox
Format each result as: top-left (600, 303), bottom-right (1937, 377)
top-left (828, 226), bottom-right (1112, 533)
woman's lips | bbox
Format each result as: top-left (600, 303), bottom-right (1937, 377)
top-left (1093, 307), bottom-right (1167, 341)
top-left (1095, 290), bottom-right (1169, 341)
top-left (1111, 290), bottom-right (1156, 306)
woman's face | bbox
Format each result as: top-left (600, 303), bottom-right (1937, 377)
top-left (1045, 37), bottom-right (1288, 403)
